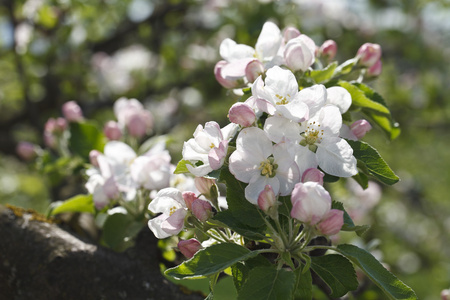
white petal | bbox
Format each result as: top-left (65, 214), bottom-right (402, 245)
top-left (326, 86), bottom-right (352, 114)
top-left (276, 100), bottom-right (309, 123)
top-left (245, 175), bottom-right (280, 205)
top-left (255, 21), bottom-right (282, 61)
top-left (294, 144), bottom-right (319, 176)
top-left (220, 38), bottom-right (255, 62)
top-left (316, 137), bottom-right (358, 177)
top-left (148, 188), bottom-right (184, 213)
top-left (264, 116), bottom-right (301, 143)
top-left (235, 127), bottom-right (273, 160)
top-left (228, 149), bottom-right (260, 183)
top-left (186, 163), bottom-right (213, 177)
top-left (297, 85), bottom-right (327, 117)
top-left (317, 105), bottom-right (342, 136)
top-left (104, 141), bottom-right (136, 165)
top-left (161, 209), bottom-right (187, 235)
top-left (148, 214), bottom-right (172, 239)
top-left (265, 66), bottom-right (299, 99)
top-left (220, 123), bottom-right (239, 141)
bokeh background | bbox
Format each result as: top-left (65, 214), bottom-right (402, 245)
top-left (0, 0), bottom-right (449, 299)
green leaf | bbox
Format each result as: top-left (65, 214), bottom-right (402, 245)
top-left (339, 81), bottom-right (390, 115)
top-left (69, 121), bottom-right (106, 160)
top-left (50, 194), bottom-right (94, 215)
top-left (309, 62), bottom-right (337, 84)
top-left (363, 110), bottom-right (401, 140)
top-left (213, 210), bottom-right (266, 240)
top-left (310, 254), bottom-right (358, 298)
top-left (101, 212), bottom-right (144, 252)
top-left (348, 140), bottom-right (399, 185)
top-left (174, 159), bottom-right (193, 174)
top-left (332, 201), bottom-right (369, 236)
top-left (219, 169), bottom-right (265, 228)
top-left (232, 263), bottom-right (248, 292)
top-left (352, 171), bottom-right (369, 189)
top-left (337, 244), bottom-right (417, 300)
top-left (165, 243), bottom-right (259, 280)
top-left (293, 264), bottom-right (312, 300)
top-left (237, 266), bottom-right (295, 300)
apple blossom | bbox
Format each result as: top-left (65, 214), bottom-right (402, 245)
top-left (148, 188), bottom-right (188, 239)
top-left (317, 209), bottom-right (344, 236)
top-left (130, 143), bottom-right (172, 190)
top-left (228, 102), bottom-right (256, 127)
top-left (62, 101), bottom-right (83, 122)
top-left (319, 40), bottom-right (337, 60)
top-left (356, 43), bottom-right (382, 67)
top-left (284, 34), bottom-right (316, 72)
top-left (301, 168), bottom-right (324, 185)
top-left (191, 198), bottom-right (213, 222)
top-left (252, 66), bottom-right (310, 122)
top-left (113, 97), bottom-right (153, 137)
top-left (229, 127), bottom-right (300, 204)
top-left (16, 141), bottom-right (36, 161)
top-left (282, 27), bottom-right (301, 43)
top-left (89, 150), bottom-right (101, 167)
top-left (178, 239), bottom-right (203, 259)
top-left (182, 122), bottom-right (238, 177)
top-left (194, 177), bottom-right (217, 200)
top-left (350, 119), bottom-right (372, 139)
top-left (367, 59), bottom-right (382, 77)
top-left (104, 121), bottom-right (122, 140)
top-left (291, 182), bottom-right (331, 225)
top-left (182, 191), bottom-right (197, 211)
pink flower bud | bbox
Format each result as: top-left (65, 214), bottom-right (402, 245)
top-left (178, 239), bottom-right (202, 259)
top-left (16, 141), bottom-right (36, 161)
top-left (103, 121), bottom-right (122, 141)
top-left (228, 102), bottom-right (256, 127)
top-left (367, 59), bottom-right (382, 77)
top-left (182, 191), bottom-right (197, 210)
top-left (245, 59), bottom-right (264, 83)
top-left (317, 209), bottom-right (344, 236)
top-left (350, 119), bottom-right (372, 140)
top-left (284, 35), bottom-right (316, 72)
top-left (55, 117), bottom-right (68, 132)
top-left (356, 43), bottom-right (382, 67)
top-left (257, 185), bottom-right (277, 212)
top-left (43, 132), bottom-right (56, 149)
top-left (214, 60), bottom-right (241, 89)
top-left (320, 40), bottom-right (337, 60)
top-left (441, 289), bottom-right (450, 300)
top-left (301, 168), bottom-right (324, 185)
top-left (126, 110), bottom-right (153, 138)
top-left (62, 101), bottom-right (83, 122)
top-left (291, 182), bottom-right (331, 225)
top-left (194, 177), bottom-right (216, 198)
top-left (192, 198), bottom-right (213, 222)
top-left (283, 27), bottom-right (301, 42)
top-left (89, 150), bottom-right (101, 167)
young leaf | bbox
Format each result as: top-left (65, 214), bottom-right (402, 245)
top-left (332, 201), bottom-right (369, 236)
top-left (165, 243), bottom-right (259, 280)
top-left (333, 58), bottom-right (358, 76)
top-left (237, 266), bottom-right (295, 300)
top-left (174, 159), bottom-right (193, 174)
top-left (339, 81), bottom-right (390, 115)
top-left (310, 254), bottom-right (358, 298)
top-left (348, 140), bottom-right (399, 185)
top-left (49, 194), bottom-right (94, 215)
top-left (337, 244), bottom-right (417, 300)
top-left (292, 264), bottom-right (312, 300)
top-left (69, 121), bottom-right (106, 160)
top-left (309, 62), bottom-right (337, 84)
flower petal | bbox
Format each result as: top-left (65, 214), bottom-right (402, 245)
top-left (316, 137), bottom-right (358, 177)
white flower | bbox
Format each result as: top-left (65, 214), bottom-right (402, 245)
top-left (148, 188), bottom-right (188, 239)
top-left (264, 105), bottom-right (357, 177)
top-left (283, 34), bottom-right (316, 72)
top-left (182, 122), bottom-right (238, 176)
top-left (218, 21), bottom-right (282, 83)
top-left (252, 66), bottom-right (310, 122)
top-left (228, 127), bottom-right (300, 204)
top-left (130, 142), bottom-right (172, 191)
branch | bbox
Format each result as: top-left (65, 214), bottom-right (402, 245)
top-left (0, 205), bottom-right (203, 300)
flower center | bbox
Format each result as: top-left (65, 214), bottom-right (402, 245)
top-left (169, 206), bottom-right (177, 216)
top-left (275, 94), bottom-right (291, 105)
top-left (300, 121), bottom-right (324, 152)
top-left (259, 157), bottom-right (278, 178)
top-left (210, 143), bottom-right (216, 149)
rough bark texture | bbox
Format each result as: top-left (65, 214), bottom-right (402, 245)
top-left (0, 205), bottom-right (203, 300)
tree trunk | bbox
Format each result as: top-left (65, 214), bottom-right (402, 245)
top-left (0, 205), bottom-right (203, 300)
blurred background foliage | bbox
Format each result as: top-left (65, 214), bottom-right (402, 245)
top-left (0, 0), bottom-right (449, 299)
